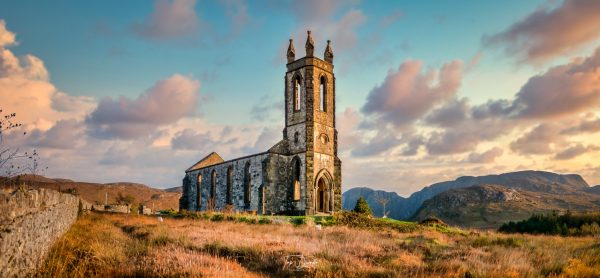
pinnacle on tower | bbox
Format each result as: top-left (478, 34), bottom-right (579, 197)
top-left (305, 30), bottom-right (315, 57)
top-left (287, 39), bottom-right (296, 63)
top-left (324, 40), bottom-right (333, 63)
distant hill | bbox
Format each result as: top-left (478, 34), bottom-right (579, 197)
top-left (343, 171), bottom-right (600, 227)
top-left (412, 184), bottom-right (600, 229)
top-left (586, 185), bottom-right (600, 195)
top-left (342, 187), bottom-right (406, 219)
top-left (164, 186), bottom-right (183, 193)
top-left (1, 175), bottom-right (181, 211)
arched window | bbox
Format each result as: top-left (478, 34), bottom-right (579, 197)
top-left (294, 76), bottom-right (301, 111)
top-left (292, 158), bottom-right (301, 201)
top-left (197, 174), bottom-right (202, 208)
top-left (244, 162), bottom-right (251, 206)
top-left (226, 166), bottom-right (233, 205)
top-left (320, 76), bottom-right (327, 112)
top-left (211, 170), bottom-right (217, 199)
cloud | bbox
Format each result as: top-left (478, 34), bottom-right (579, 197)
top-left (0, 22), bottom-right (92, 130)
top-left (562, 117), bottom-right (600, 135)
top-left (0, 20), bottom-right (16, 47)
top-left (249, 95), bottom-right (283, 121)
top-left (171, 128), bottom-right (217, 150)
top-left (132, 0), bottom-right (201, 41)
top-left (362, 60), bottom-right (463, 127)
top-left (554, 143), bottom-right (600, 160)
top-left (466, 147), bottom-right (504, 163)
top-left (484, 0), bottom-right (600, 64)
top-left (0, 49), bottom-right (48, 80)
top-left (86, 74), bottom-right (200, 139)
top-left (511, 47), bottom-right (600, 119)
top-left (351, 129), bottom-right (399, 157)
top-left (27, 120), bottom-right (86, 149)
top-left (336, 107), bottom-right (361, 152)
top-left (510, 123), bottom-right (563, 155)
top-left (424, 98), bottom-right (469, 127)
top-left (171, 127), bottom-right (237, 151)
top-left (473, 47), bottom-right (600, 121)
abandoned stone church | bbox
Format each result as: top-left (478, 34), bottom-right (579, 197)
top-left (179, 31), bottom-right (342, 215)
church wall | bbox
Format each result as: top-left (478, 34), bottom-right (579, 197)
top-left (262, 153), bottom-right (307, 215)
top-left (286, 123), bottom-right (306, 153)
top-left (185, 153), bottom-right (270, 213)
top-left (182, 152), bottom-right (310, 215)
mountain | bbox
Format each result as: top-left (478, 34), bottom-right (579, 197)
top-left (342, 187), bottom-right (406, 218)
top-left (586, 185), bottom-right (600, 195)
top-left (1, 175), bottom-right (181, 211)
top-left (164, 186), bottom-right (183, 193)
top-left (343, 170), bottom-right (597, 223)
top-left (412, 184), bottom-right (600, 229)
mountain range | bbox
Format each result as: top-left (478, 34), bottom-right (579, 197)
top-left (343, 171), bottom-right (600, 228)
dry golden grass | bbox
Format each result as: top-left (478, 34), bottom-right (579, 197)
top-left (39, 212), bottom-right (600, 277)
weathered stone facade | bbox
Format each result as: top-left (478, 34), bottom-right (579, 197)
top-left (180, 31), bottom-right (342, 215)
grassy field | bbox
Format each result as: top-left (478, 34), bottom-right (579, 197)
top-left (38, 212), bottom-right (600, 277)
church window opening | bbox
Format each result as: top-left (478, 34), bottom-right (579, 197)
top-left (244, 162), bottom-right (251, 206)
top-left (294, 131), bottom-right (299, 145)
top-left (294, 76), bottom-right (301, 111)
top-left (211, 170), bottom-right (217, 199)
top-left (226, 167), bottom-right (233, 205)
top-left (320, 76), bottom-right (327, 112)
top-left (197, 174), bottom-right (202, 208)
top-left (293, 158), bottom-right (301, 201)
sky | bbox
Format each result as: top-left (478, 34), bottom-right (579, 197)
top-left (1, 0), bottom-right (600, 195)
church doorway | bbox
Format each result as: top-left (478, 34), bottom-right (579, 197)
top-left (316, 176), bottom-right (329, 213)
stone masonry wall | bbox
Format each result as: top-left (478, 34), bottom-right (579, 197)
top-left (0, 188), bottom-right (80, 277)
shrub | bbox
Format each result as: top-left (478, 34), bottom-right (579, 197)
top-left (211, 214), bottom-right (225, 222)
top-left (290, 217), bottom-right (306, 226)
top-left (258, 217), bottom-right (272, 224)
top-left (353, 197), bottom-right (372, 215)
top-left (499, 211), bottom-right (600, 236)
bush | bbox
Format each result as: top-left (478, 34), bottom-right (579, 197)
top-left (353, 197), bottom-right (372, 215)
top-left (290, 217), bottom-right (306, 226)
top-left (211, 214), bottom-right (225, 221)
top-left (258, 218), bottom-right (272, 224)
top-left (499, 211), bottom-right (600, 236)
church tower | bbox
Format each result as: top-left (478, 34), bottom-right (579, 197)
top-left (284, 31), bottom-right (341, 215)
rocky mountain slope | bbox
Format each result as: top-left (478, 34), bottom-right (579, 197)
top-left (343, 171), bottom-right (599, 226)
top-left (1, 175), bottom-right (181, 211)
top-left (412, 184), bottom-right (600, 228)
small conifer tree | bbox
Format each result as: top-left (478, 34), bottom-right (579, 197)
top-left (353, 197), bottom-right (372, 215)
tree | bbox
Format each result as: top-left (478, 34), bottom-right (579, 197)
top-left (0, 109), bottom-right (46, 185)
top-left (116, 192), bottom-right (135, 205)
top-left (376, 196), bottom-right (390, 218)
top-left (353, 197), bottom-right (372, 215)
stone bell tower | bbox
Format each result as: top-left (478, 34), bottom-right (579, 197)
top-left (284, 31), bottom-right (341, 215)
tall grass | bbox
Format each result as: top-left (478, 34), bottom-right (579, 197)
top-left (38, 212), bottom-right (600, 277)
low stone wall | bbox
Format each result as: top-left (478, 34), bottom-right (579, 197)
top-left (0, 188), bottom-right (81, 277)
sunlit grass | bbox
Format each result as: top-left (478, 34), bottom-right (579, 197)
top-left (38, 212), bottom-right (600, 277)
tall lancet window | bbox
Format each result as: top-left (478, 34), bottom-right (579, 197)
top-left (197, 174), bottom-right (202, 208)
top-left (226, 167), bottom-right (233, 205)
top-left (244, 162), bottom-right (251, 206)
top-left (294, 76), bottom-right (301, 111)
top-left (210, 170), bottom-right (217, 199)
top-left (320, 76), bottom-right (327, 112)
top-left (293, 158), bottom-right (301, 201)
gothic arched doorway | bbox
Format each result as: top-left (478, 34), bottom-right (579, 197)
top-left (315, 170), bottom-right (333, 213)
